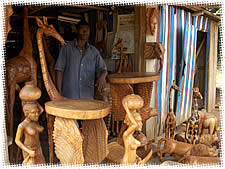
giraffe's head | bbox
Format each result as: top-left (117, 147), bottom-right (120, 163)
top-left (112, 38), bottom-right (123, 51)
top-left (36, 16), bottom-right (65, 46)
top-left (171, 80), bottom-right (181, 92)
top-left (193, 88), bottom-right (203, 100)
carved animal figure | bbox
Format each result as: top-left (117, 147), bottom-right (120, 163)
top-left (157, 138), bottom-right (194, 162)
top-left (185, 88), bottom-right (202, 144)
top-left (198, 109), bottom-right (218, 136)
top-left (36, 16), bottom-right (108, 164)
top-left (178, 144), bottom-right (218, 163)
top-left (199, 134), bottom-right (219, 148)
top-left (144, 42), bottom-right (165, 71)
top-left (158, 138), bottom-right (217, 162)
top-left (112, 38), bottom-right (132, 73)
top-left (6, 7), bottom-right (37, 154)
top-left (165, 80), bottom-right (181, 139)
top-left (180, 156), bottom-right (220, 165)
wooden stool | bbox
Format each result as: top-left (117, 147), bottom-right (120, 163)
top-left (45, 99), bottom-right (110, 165)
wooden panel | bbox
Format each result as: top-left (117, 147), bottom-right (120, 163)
top-left (207, 21), bottom-right (218, 112)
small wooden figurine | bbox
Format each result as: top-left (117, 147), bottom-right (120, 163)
top-left (15, 81), bottom-right (45, 165)
top-left (121, 94), bottom-right (152, 164)
top-left (198, 109), bottom-right (219, 136)
top-left (185, 88), bottom-right (202, 144)
top-left (165, 80), bottom-right (180, 139)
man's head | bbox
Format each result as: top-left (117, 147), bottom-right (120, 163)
top-left (77, 20), bottom-right (90, 41)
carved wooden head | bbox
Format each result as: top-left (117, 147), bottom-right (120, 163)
top-left (112, 38), bottom-right (123, 50)
top-left (36, 16), bottom-right (65, 45)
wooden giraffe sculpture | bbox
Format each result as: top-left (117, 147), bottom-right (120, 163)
top-left (36, 17), bottom-right (109, 164)
top-left (112, 38), bottom-right (132, 73)
top-left (185, 88), bottom-right (203, 144)
top-left (165, 80), bottom-right (181, 139)
top-left (6, 6), bottom-right (37, 145)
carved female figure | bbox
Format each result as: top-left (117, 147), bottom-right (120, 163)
top-left (121, 94), bottom-right (152, 164)
top-left (15, 81), bottom-right (45, 165)
top-left (15, 102), bottom-right (45, 165)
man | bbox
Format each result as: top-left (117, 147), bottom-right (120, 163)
top-left (55, 20), bottom-right (107, 100)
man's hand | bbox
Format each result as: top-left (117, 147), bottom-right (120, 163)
top-left (96, 70), bottom-right (107, 93)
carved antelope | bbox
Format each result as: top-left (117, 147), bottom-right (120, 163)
top-left (165, 80), bottom-right (181, 139)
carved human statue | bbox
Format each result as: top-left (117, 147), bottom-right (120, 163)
top-left (15, 82), bottom-right (45, 165)
top-left (121, 94), bottom-right (152, 164)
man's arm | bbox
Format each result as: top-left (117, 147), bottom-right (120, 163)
top-left (96, 70), bottom-right (107, 92)
top-left (56, 70), bottom-right (63, 94)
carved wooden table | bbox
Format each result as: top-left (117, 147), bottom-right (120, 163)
top-left (108, 72), bottom-right (160, 135)
top-left (45, 99), bottom-right (110, 165)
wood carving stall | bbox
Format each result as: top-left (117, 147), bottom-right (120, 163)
top-left (4, 4), bottom-right (221, 166)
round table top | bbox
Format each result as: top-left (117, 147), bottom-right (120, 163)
top-left (45, 99), bottom-right (110, 120)
top-left (108, 72), bottom-right (160, 84)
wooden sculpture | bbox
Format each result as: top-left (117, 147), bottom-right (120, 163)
top-left (199, 134), bottom-right (219, 148)
top-left (15, 81), bottom-right (45, 165)
top-left (157, 138), bottom-right (217, 162)
top-left (4, 5), bottom-right (13, 44)
top-left (146, 8), bottom-right (158, 36)
top-left (185, 88), bottom-right (202, 144)
top-left (36, 16), bottom-right (108, 164)
top-left (105, 94), bottom-right (153, 164)
top-left (198, 109), bottom-right (218, 136)
top-left (6, 6), bottom-right (37, 152)
top-left (95, 20), bottom-right (107, 58)
top-left (121, 94), bottom-right (153, 164)
top-left (144, 42), bottom-right (165, 71)
top-left (179, 156), bottom-right (220, 165)
top-left (157, 138), bottom-right (194, 162)
top-left (112, 38), bottom-right (132, 73)
top-left (165, 80), bottom-right (180, 139)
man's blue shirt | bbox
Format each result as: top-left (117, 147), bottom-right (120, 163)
top-left (55, 39), bottom-right (107, 99)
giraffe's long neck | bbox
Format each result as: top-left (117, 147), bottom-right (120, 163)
top-left (36, 29), bottom-right (64, 101)
top-left (169, 87), bottom-right (173, 113)
top-left (192, 97), bottom-right (198, 117)
top-left (20, 7), bottom-right (32, 57)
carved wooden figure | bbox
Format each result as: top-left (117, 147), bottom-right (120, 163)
top-left (185, 88), bottom-right (202, 144)
top-left (105, 94), bottom-right (153, 164)
top-left (36, 17), bottom-right (109, 164)
top-left (112, 38), bottom-right (132, 73)
top-left (165, 80), bottom-right (180, 139)
top-left (146, 8), bottom-right (158, 36)
top-left (180, 156), bottom-right (220, 165)
top-left (15, 81), bottom-right (45, 165)
top-left (144, 42), bottom-right (165, 71)
top-left (157, 138), bottom-right (217, 162)
top-left (6, 7), bottom-right (37, 160)
top-left (198, 109), bottom-right (218, 136)
top-left (121, 94), bottom-right (152, 164)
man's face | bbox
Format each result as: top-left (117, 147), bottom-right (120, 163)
top-left (78, 25), bottom-right (90, 41)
